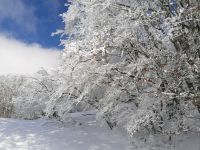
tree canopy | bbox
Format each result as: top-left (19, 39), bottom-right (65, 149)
top-left (50, 0), bottom-right (200, 135)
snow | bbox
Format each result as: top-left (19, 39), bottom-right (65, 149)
top-left (0, 112), bottom-right (130, 150)
top-left (0, 112), bottom-right (200, 150)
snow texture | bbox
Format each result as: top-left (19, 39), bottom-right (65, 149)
top-left (0, 112), bottom-right (200, 150)
top-left (0, 112), bottom-right (129, 150)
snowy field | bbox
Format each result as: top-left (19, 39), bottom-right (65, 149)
top-left (0, 112), bottom-right (200, 150)
top-left (0, 112), bottom-right (130, 150)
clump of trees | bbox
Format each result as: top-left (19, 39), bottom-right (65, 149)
top-left (51, 0), bottom-right (200, 136)
top-left (0, 0), bottom-right (199, 141)
top-left (13, 68), bottom-right (54, 120)
top-left (0, 75), bottom-right (25, 118)
top-left (0, 69), bottom-right (56, 120)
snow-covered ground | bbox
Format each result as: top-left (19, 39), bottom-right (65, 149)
top-left (0, 112), bottom-right (200, 150)
top-left (0, 112), bottom-right (130, 150)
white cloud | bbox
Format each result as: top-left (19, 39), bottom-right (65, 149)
top-left (0, 0), bottom-right (37, 32)
top-left (0, 35), bottom-right (61, 75)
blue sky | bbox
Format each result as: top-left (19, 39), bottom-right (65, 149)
top-left (0, 0), bottom-right (69, 75)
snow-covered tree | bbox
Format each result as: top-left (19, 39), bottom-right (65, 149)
top-left (13, 68), bottom-right (56, 120)
top-left (52, 0), bottom-right (200, 136)
top-left (0, 75), bottom-right (25, 118)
